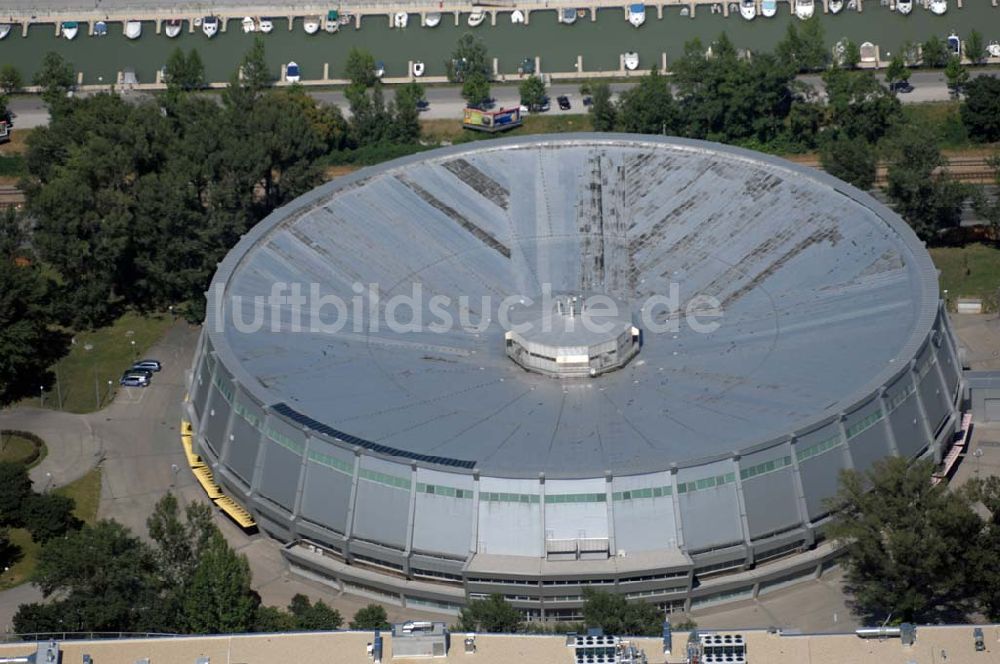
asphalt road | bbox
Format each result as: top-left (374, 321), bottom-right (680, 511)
top-left (6, 68), bottom-right (994, 128)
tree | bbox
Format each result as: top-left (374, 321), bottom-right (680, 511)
top-left (820, 135), bottom-right (877, 191)
top-left (885, 54), bottom-right (910, 91)
top-left (944, 56), bottom-right (969, 99)
top-left (164, 48), bottom-right (205, 93)
top-left (18, 520), bottom-right (161, 632)
top-left (921, 36), bottom-right (950, 68)
top-left (884, 132), bottom-right (968, 241)
top-left (147, 493), bottom-right (216, 588)
top-left (828, 457), bottom-right (982, 623)
top-left (0, 65), bottom-right (23, 94)
top-left (32, 52), bottom-right (74, 107)
top-left (391, 81), bottom-right (424, 144)
top-left (287, 594), bottom-right (343, 630)
top-left (0, 209), bottom-right (65, 405)
top-left (457, 593), bottom-right (523, 633)
top-left (965, 30), bottom-right (986, 64)
top-left (519, 75), bottom-right (546, 111)
top-left (344, 47), bottom-right (377, 88)
top-left (961, 75), bottom-right (1000, 142)
top-left (446, 33), bottom-right (490, 84)
top-left (461, 72), bottom-right (492, 109)
top-left (350, 603), bottom-right (390, 630)
top-left (617, 68), bottom-right (676, 135)
top-left (822, 68), bottom-right (900, 143)
top-left (590, 82), bottom-right (617, 132)
top-left (582, 589), bottom-right (662, 636)
top-left (775, 18), bottom-right (827, 72)
top-left (0, 461), bottom-right (32, 524)
top-left (21, 493), bottom-right (81, 543)
top-left (182, 532), bottom-right (259, 633)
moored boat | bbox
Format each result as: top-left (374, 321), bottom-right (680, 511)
top-left (794, 0), bottom-right (815, 20)
top-left (468, 11), bottom-right (486, 27)
top-left (124, 20), bottom-right (142, 39)
top-left (303, 15), bottom-right (321, 34)
top-left (739, 0), bottom-right (756, 20)
top-left (511, 9), bottom-right (525, 24)
top-left (259, 18), bottom-right (273, 33)
top-left (624, 51), bottom-right (639, 70)
top-left (828, 0), bottom-right (844, 12)
top-left (286, 61), bottom-right (300, 83)
top-left (627, 3), bottom-right (646, 27)
top-left (929, 0), bottom-right (947, 14)
top-left (202, 16), bottom-right (219, 38)
top-left (761, 0), bottom-right (778, 17)
top-left (413, 61), bottom-right (425, 77)
top-left (897, 0), bottom-right (912, 14)
top-left (164, 19), bottom-right (181, 38)
top-left (326, 10), bottom-right (340, 32)
top-left (61, 21), bottom-right (79, 40)
top-left (242, 16), bottom-right (256, 32)
top-left (560, 7), bottom-right (578, 23)
top-left (424, 12), bottom-right (441, 27)
top-left (947, 32), bottom-right (960, 56)
top-left (93, 20), bottom-right (108, 36)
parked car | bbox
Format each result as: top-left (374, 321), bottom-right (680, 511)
top-left (132, 359), bottom-right (162, 372)
top-left (557, 95), bottom-right (571, 110)
top-left (120, 374), bottom-right (149, 387)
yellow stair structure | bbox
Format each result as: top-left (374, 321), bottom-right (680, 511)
top-left (181, 420), bottom-right (256, 530)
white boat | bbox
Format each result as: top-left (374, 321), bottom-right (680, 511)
top-left (929, 0), bottom-right (946, 14)
top-left (286, 61), bottom-right (300, 83)
top-left (828, 0), bottom-right (843, 12)
top-left (560, 8), bottom-right (578, 23)
top-left (511, 9), bottom-right (525, 24)
top-left (124, 20), bottom-right (142, 39)
top-left (61, 21), bottom-right (79, 40)
top-left (896, 0), bottom-right (912, 14)
top-left (739, 0), bottom-right (756, 20)
top-left (164, 19), bottom-right (181, 38)
top-left (202, 16), bottom-right (219, 38)
top-left (394, 12), bottom-right (408, 28)
top-left (242, 16), bottom-right (256, 32)
top-left (0, 24), bottom-right (9, 40)
top-left (375, 61), bottom-right (385, 78)
top-left (259, 18), bottom-right (273, 33)
top-left (795, 0), bottom-right (815, 20)
top-left (424, 12), bottom-right (441, 27)
top-left (326, 11), bottom-right (340, 32)
top-left (413, 61), bottom-right (425, 77)
top-left (467, 11), bottom-right (486, 27)
top-left (761, 0), bottom-right (778, 17)
top-left (627, 3), bottom-right (646, 27)
top-left (947, 32), bottom-right (960, 56)
top-left (93, 20), bottom-right (108, 36)
top-left (624, 51), bottom-right (639, 70)
top-left (304, 16), bottom-right (321, 34)
top-left (989, 41), bottom-right (1000, 58)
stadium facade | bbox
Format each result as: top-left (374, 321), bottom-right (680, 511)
top-left (185, 135), bottom-right (963, 619)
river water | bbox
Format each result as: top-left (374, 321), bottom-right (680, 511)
top-left (0, 4), bottom-right (997, 85)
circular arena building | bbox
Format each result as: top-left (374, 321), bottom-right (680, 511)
top-left (185, 134), bottom-right (962, 619)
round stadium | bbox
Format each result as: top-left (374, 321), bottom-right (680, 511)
top-left (185, 134), bottom-right (962, 620)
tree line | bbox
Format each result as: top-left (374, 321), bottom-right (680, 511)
top-left (12, 491), bottom-right (391, 636)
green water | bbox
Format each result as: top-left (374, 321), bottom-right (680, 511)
top-left (0, 5), bottom-right (997, 85)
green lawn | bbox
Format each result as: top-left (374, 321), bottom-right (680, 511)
top-left (54, 467), bottom-right (103, 526)
top-left (0, 528), bottom-right (40, 591)
top-left (36, 312), bottom-right (175, 414)
top-left (929, 243), bottom-right (1000, 311)
top-left (0, 432), bottom-right (46, 468)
